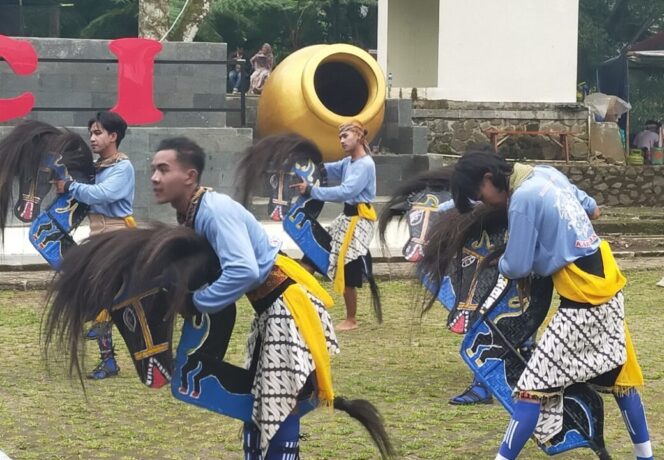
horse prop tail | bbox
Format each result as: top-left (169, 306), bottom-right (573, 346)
top-left (333, 397), bottom-right (394, 459)
top-left (365, 266), bottom-right (383, 323)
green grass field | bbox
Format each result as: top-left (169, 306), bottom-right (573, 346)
top-left (0, 272), bottom-right (662, 459)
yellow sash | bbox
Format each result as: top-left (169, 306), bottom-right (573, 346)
top-left (333, 203), bottom-right (377, 294)
top-left (615, 321), bottom-right (644, 389)
top-left (552, 241), bottom-right (642, 389)
top-left (552, 240), bottom-right (626, 305)
top-left (274, 254), bottom-right (335, 405)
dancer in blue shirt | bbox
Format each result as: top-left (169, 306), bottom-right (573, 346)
top-left (56, 111), bottom-right (136, 380)
top-left (451, 148), bottom-right (652, 460)
top-left (150, 137), bottom-right (344, 459)
top-left (293, 120), bottom-right (378, 331)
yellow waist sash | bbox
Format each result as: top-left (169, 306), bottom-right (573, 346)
top-left (333, 203), bottom-right (377, 294)
top-left (552, 240), bottom-right (626, 305)
top-left (552, 241), bottom-right (642, 389)
top-left (274, 254), bottom-right (336, 405)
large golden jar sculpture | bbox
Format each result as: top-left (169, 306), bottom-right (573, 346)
top-left (257, 44), bottom-right (386, 162)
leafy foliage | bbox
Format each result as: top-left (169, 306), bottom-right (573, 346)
top-left (578, 0), bottom-right (664, 126)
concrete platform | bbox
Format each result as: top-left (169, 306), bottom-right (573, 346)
top-left (0, 216), bottom-right (411, 270)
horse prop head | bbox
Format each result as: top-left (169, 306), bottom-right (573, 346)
top-left (108, 283), bottom-right (175, 388)
top-left (378, 166), bottom-right (454, 262)
top-left (234, 133), bottom-right (325, 220)
top-left (0, 121), bottom-right (94, 231)
top-left (44, 226), bottom-right (220, 390)
top-left (402, 189), bottom-right (451, 262)
top-left (267, 156), bottom-right (326, 221)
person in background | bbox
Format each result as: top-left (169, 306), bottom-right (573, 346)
top-left (228, 45), bottom-right (249, 94)
top-left (249, 43), bottom-right (274, 95)
top-left (633, 120), bottom-right (661, 164)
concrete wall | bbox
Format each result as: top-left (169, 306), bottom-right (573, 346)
top-left (0, 37), bottom-right (256, 226)
top-left (0, 125), bottom-right (253, 225)
top-left (0, 38), bottom-right (228, 127)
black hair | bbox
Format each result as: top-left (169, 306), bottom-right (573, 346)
top-left (645, 120), bottom-right (659, 127)
top-left (450, 144), bottom-right (512, 213)
top-left (87, 111), bottom-right (128, 148)
top-left (156, 137), bottom-right (206, 183)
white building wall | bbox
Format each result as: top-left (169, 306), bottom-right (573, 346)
top-left (378, 0), bottom-right (439, 89)
top-left (437, 0), bottom-right (579, 103)
top-left (378, 0), bottom-right (579, 103)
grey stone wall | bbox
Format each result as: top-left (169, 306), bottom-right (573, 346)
top-left (412, 100), bottom-right (590, 160)
top-left (225, 94), bottom-right (258, 131)
top-left (0, 38), bottom-right (227, 127)
top-left (560, 164), bottom-right (664, 207)
top-left (425, 154), bottom-right (664, 208)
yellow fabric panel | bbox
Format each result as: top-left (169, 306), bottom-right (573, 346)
top-left (616, 321), bottom-right (644, 388)
top-left (333, 216), bottom-right (359, 294)
top-left (331, 204), bottom-right (375, 294)
top-left (274, 255), bottom-right (334, 308)
top-left (123, 216), bottom-right (137, 228)
top-left (283, 283), bottom-right (335, 405)
top-left (552, 241), bottom-right (626, 305)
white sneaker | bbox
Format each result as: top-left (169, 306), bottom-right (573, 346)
top-left (656, 276), bottom-right (664, 287)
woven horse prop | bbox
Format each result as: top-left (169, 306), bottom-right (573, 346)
top-left (0, 121), bottom-right (95, 268)
top-left (43, 225), bottom-right (394, 458)
top-left (379, 168), bottom-right (612, 459)
top-left (235, 133), bottom-right (382, 322)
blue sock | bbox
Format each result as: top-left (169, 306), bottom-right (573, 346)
top-left (267, 415), bottom-right (300, 460)
top-left (615, 391), bottom-right (653, 460)
top-left (496, 399), bottom-right (541, 460)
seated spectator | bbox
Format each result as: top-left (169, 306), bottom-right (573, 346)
top-left (228, 46), bottom-right (249, 94)
top-left (249, 43), bottom-right (274, 95)
top-left (228, 63), bottom-right (242, 94)
top-left (633, 120), bottom-right (661, 163)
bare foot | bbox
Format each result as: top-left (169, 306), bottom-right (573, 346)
top-left (336, 319), bottom-right (358, 331)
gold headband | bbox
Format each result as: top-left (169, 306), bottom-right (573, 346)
top-left (339, 120), bottom-right (368, 138)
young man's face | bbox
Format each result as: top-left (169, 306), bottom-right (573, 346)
top-left (89, 122), bottom-right (117, 156)
top-left (477, 173), bottom-right (508, 208)
top-left (151, 149), bottom-right (196, 205)
top-left (339, 130), bottom-right (360, 154)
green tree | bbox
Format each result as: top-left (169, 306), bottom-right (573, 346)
top-left (204, 0), bottom-right (376, 61)
top-left (578, 0), bottom-right (664, 84)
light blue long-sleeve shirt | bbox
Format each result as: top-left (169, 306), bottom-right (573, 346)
top-left (192, 192), bottom-right (281, 313)
top-left (310, 154), bottom-right (376, 204)
top-left (69, 159), bottom-right (134, 218)
top-left (498, 165), bottom-right (599, 279)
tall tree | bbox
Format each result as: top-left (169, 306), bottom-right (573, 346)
top-left (139, 0), bottom-right (169, 39)
top-left (166, 0), bottom-right (212, 41)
